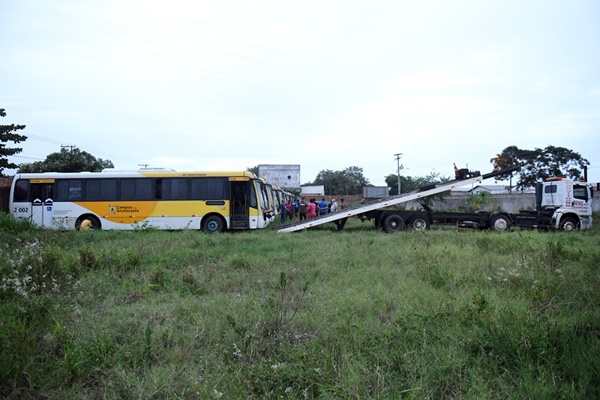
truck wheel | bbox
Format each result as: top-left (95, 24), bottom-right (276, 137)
top-left (202, 215), bottom-right (225, 233)
top-left (408, 216), bottom-right (430, 230)
top-left (383, 214), bottom-right (405, 233)
top-left (559, 217), bottom-right (578, 232)
top-left (490, 215), bottom-right (511, 231)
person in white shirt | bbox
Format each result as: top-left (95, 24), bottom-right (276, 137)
top-left (330, 198), bottom-right (338, 213)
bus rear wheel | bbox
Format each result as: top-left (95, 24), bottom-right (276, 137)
top-left (76, 215), bottom-right (101, 231)
top-left (202, 215), bottom-right (225, 233)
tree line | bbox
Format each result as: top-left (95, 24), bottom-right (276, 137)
top-left (1, 108), bottom-right (590, 191)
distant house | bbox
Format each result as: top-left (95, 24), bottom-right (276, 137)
top-left (301, 185), bottom-right (325, 197)
top-left (258, 164), bottom-right (301, 189)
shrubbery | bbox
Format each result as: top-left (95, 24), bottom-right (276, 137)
top-left (1, 213), bottom-right (599, 398)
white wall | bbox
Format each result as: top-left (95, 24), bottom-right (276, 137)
top-left (258, 164), bottom-right (301, 189)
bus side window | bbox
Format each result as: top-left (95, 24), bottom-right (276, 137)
top-left (206, 177), bottom-right (229, 200)
top-left (121, 179), bottom-right (153, 201)
top-left (56, 180), bottom-right (82, 201)
top-left (86, 180), bottom-right (102, 200)
top-left (191, 178), bottom-right (207, 199)
top-left (156, 178), bottom-right (188, 200)
top-left (85, 179), bottom-right (117, 201)
top-left (13, 180), bottom-right (29, 201)
top-left (155, 179), bottom-right (163, 199)
top-left (164, 178), bottom-right (188, 200)
top-left (248, 182), bottom-right (257, 208)
top-left (102, 179), bottom-right (117, 200)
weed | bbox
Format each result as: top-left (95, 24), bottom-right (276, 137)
top-left (542, 238), bottom-right (567, 267)
top-left (143, 325), bottom-right (153, 367)
top-left (228, 254), bottom-right (252, 269)
top-left (132, 220), bottom-right (157, 231)
top-left (0, 212), bottom-right (38, 234)
top-left (150, 264), bottom-right (169, 288)
top-left (1, 240), bottom-right (80, 299)
top-left (179, 272), bottom-right (209, 296)
top-left (125, 250), bottom-right (142, 269)
top-left (271, 272), bottom-right (309, 335)
top-left (78, 247), bottom-right (96, 269)
top-left (1, 220), bottom-right (599, 398)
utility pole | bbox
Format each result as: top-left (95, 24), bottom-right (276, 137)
top-left (394, 153), bottom-right (403, 195)
top-left (61, 145), bottom-right (75, 152)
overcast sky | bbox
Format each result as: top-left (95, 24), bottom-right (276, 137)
top-left (2, 0), bottom-right (599, 185)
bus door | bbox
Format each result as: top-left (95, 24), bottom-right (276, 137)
top-left (30, 179), bottom-right (55, 227)
top-left (230, 181), bottom-right (249, 228)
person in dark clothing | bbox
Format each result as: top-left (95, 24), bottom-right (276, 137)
top-left (299, 198), bottom-right (308, 221)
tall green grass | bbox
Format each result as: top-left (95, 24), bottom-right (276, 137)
top-left (1, 213), bottom-right (599, 398)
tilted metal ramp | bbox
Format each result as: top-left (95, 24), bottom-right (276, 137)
top-left (276, 174), bottom-right (487, 233)
top-left (275, 166), bottom-right (522, 233)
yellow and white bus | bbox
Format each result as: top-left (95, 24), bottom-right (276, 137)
top-left (259, 179), bottom-right (273, 223)
top-left (9, 170), bottom-right (273, 232)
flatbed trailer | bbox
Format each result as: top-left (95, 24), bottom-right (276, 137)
top-left (276, 166), bottom-right (521, 233)
top-left (357, 203), bottom-right (558, 232)
top-left (277, 165), bottom-right (593, 233)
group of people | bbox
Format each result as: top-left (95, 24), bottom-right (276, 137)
top-left (279, 197), bottom-right (346, 222)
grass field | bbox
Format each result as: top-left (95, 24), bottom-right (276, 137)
top-left (1, 213), bottom-right (599, 399)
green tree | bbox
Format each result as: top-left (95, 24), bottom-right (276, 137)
top-left (385, 172), bottom-right (452, 195)
top-left (491, 145), bottom-right (589, 189)
top-left (309, 166), bottom-right (370, 195)
top-left (246, 165), bottom-right (259, 176)
top-left (385, 172), bottom-right (451, 203)
top-left (466, 191), bottom-right (494, 211)
top-left (18, 147), bottom-right (114, 173)
top-left (0, 108), bottom-right (27, 176)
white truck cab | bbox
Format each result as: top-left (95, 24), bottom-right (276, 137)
top-left (540, 178), bottom-right (593, 231)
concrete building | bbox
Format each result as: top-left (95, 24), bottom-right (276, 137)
top-left (258, 164), bottom-right (301, 189)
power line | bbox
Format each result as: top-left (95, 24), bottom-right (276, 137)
top-left (26, 134), bottom-right (64, 145)
top-left (24, 133), bottom-right (139, 165)
top-left (10, 155), bottom-right (43, 160)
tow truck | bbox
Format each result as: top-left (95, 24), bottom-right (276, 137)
top-left (276, 165), bottom-right (593, 233)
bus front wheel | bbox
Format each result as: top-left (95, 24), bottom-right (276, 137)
top-left (202, 215), bottom-right (225, 233)
top-left (76, 215), bottom-right (101, 231)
